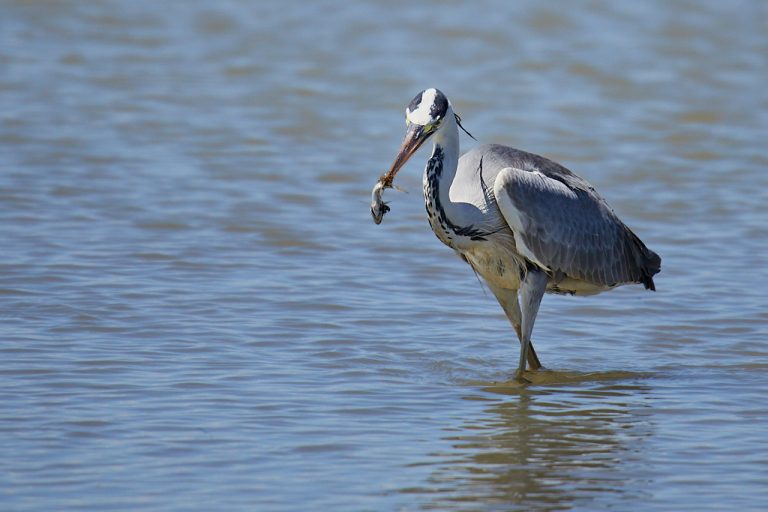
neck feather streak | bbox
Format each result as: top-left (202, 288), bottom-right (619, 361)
top-left (423, 145), bottom-right (488, 244)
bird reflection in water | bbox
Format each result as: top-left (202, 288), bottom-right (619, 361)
top-left (402, 376), bottom-right (654, 509)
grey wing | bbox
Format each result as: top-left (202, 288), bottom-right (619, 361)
top-left (493, 166), bottom-right (660, 289)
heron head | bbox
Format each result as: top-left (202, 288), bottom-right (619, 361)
top-left (405, 87), bottom-right (450, 129)
top-left (379, 88), bottom-right (450, 188)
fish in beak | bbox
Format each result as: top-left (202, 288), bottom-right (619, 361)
top-left (370, 122), bottom-right (431, 224)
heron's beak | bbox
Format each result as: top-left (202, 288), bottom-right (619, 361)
top-left (379, 122), bottom-right (429, 188)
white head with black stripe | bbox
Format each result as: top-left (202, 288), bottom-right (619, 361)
top-left (380, 89), bottom-right (473, 182)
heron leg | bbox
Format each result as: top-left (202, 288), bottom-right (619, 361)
top-left (517, 270), bottom-right (548, 378)
top-left (488, 283), bottom-right (542, 370)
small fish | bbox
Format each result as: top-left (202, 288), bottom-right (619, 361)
top-left (370, 180), bottom-right (390, 225)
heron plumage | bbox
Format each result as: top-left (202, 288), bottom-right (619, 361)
top-left (372, 88), bottom-right (660, 378)
top-left (479, 144), bottom-right (660, 292)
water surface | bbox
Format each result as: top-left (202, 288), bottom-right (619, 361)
top-left (1, 1), bottom-right (767, 510)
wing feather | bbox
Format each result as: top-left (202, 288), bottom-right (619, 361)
top-left (493, 164), bottom-right (659, 289)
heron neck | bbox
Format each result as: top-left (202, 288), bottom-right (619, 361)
top-left (431, 112), bottom-right (459, 179)
top-left (423, 112), bottom-right (474, 245)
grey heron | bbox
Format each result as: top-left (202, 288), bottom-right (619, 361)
top-left (370, 88), bottom-right (661, 380)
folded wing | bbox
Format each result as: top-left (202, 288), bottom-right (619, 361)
top-left (493, 165), bottom-right (660, 290)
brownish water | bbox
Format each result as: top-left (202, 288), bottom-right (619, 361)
top-left (1, 1), bottom-right (767, 510)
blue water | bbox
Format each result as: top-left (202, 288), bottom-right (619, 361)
top-left (1, 1), bottom-right (767, 510)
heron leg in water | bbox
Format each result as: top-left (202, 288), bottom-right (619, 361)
top-left (517, 270), bottom-right (548, 379)
top-left (488, 283), bottom-right (542, 370)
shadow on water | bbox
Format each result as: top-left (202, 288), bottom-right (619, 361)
top-left (401, 375), bottom-right (655, 510)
